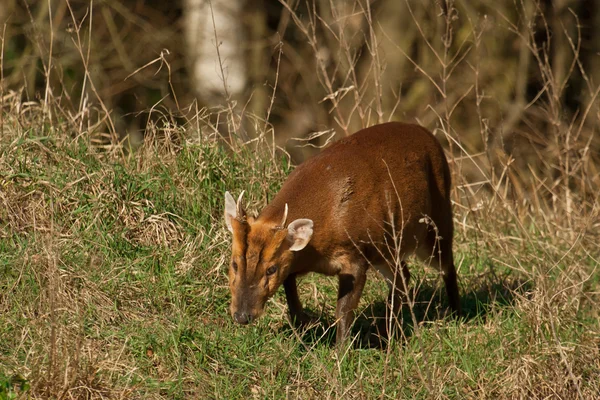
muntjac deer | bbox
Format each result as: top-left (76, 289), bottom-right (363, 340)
top-left (224, 122), bottom-right (460, 344)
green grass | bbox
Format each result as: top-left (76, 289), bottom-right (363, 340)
top-left (0, 112), bottom-right (599, 399)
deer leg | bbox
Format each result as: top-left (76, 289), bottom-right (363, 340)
top-left (283, 274), bottom-right (310, 326)
top-left (335, 266), bottom-right (367, 345)
top-left (387, 261), bottom-right (411, 316)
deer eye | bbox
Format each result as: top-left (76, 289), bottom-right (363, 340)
top-left (232, 261), bottom-right (238, 272)
top-left (266, 265), bottom-right (277, 276)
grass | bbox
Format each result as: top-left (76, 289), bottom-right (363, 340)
top-left (0, 102), bottom-right (598, 399)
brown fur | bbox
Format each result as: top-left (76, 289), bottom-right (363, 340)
top-left (225, 122), bottom-right (460, 344)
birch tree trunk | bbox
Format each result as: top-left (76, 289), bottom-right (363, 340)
top-left (183, 0), bottom-right (247, 105)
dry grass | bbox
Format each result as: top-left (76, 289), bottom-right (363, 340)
top-left (0, 92), bottom-right (598, 399)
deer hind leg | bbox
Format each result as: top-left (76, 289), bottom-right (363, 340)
top-left (439, 246), bottom-right (461, 317)
top-left (389, 261), bottom-right (411, 314)
top-left (374, 261), bottom-right (411, 312)
top-left (372, 260), bottom-right (411, 340)
top-left (418, 229), bottom-right (461, 317)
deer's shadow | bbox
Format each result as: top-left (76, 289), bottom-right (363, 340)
top-left (279, 268), bottom-right (532, 349)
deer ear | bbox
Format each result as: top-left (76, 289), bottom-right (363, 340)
top-left (224, 191), bottom-right (237, 233)
top-left (286, 219), bottom-right (313, 251)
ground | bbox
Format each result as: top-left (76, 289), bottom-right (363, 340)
top-left (0, 107), bottom-right (599, 399)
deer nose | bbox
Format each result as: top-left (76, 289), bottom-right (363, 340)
top-left (233, 312), bottom-right (253, 325)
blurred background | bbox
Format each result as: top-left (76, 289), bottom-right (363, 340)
top-left (1, 0), bottom-right (598, 211)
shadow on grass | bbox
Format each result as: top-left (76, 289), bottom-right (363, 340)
top-left (279, 269), bottom-right (533, 350)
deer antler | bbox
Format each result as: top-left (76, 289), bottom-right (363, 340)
top-left (279, 203), bottom-right (288, 228)
top-left (236, 190), bottom-right (246, 219)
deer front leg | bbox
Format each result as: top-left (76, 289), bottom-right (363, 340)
top-left (283, 273), bottom-right (311, 327)
top-left (335, 266), bottom-right (367, 345)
